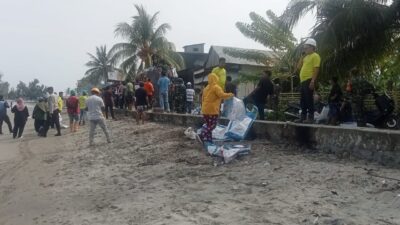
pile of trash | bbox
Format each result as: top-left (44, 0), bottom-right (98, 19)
top-left (184, 97), bottom-right (257, 164)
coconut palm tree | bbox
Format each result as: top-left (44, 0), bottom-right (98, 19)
top-left (84, 45), bottom-right (113, 85)
top-left (225, 10), bottom-right (297, 84)
top-left (109, 4), bottom-right (184, 75)
top-left (280, 0), bottom-right (400, 81)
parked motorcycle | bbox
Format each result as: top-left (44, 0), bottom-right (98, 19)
top-left (360, 91), bottom-right (398, 129)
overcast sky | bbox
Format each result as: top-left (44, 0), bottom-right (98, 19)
top-left (0, 0), bottom-right (314, 92)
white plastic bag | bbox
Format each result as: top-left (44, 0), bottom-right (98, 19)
top-left (315, 106), bottom-right (329, 123)
top-left (212, 125), bottom-right (227, 140)
top-left (184, 127), bottom-right (196, 140)
top-left (220, 144), bottom-right (251, 163)
top-left (206, 143), bottom-right (222, 156)
top-left (225, 116), bottom-right (254, 141)
top-left (224, 97), bottom-right (246, 121)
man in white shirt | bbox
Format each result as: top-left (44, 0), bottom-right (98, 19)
top-left (86, 88), bottom-right (111, 146)
top-left (186, 82), bottom-right (195, 114)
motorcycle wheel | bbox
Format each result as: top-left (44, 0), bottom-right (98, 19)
top-left (384, 116), bottom-right (399, 129)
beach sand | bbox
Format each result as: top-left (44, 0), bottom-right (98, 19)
top-left (0, 115), bottom-right (399, 225)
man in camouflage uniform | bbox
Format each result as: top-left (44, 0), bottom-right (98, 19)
top-left (174, 78), bottom-right (187, 114)
top-left (168, 82), bottom-right (175, 112)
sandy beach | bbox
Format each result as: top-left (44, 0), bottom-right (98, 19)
top-left (0, 114), bottom-right (400, 225)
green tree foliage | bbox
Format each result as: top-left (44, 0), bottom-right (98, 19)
top-left (372, 51), bottom-right (400, 90)
top-left (110, 4), bottom-right (184, 75)
top-left (14, 79), bottom-right (47, 100)
top-left (16, 81), bottom-right (28, 98)
top-left (84, 45), bottom-right (113, 85)
top-left (226, 10), bottom-right (297, 83)
top-left (0, 73), bottom-right (10, 96)
top-left (27, 79), bottom-right (47, 99)
top-left (280, 0), bottom-right (400, 82)
top-left (7, 88), bottom-right (16, 100)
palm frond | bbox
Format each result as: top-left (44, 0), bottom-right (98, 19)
top-left (280, 0), bottom-right (317, 30)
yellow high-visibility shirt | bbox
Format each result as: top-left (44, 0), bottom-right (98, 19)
top-left (58, 96), bottom-right (63, 111)
top-left (212, 67), bottom-right (227, 90)
top-left (300, 52), bottom-right (320, 82)
top-left (79, 96), bottom-right (88, 109)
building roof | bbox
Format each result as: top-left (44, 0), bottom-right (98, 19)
top-left (178, 52), bottom-right (208, 71)
top-left (183, 43), bottom-right (205, 48)
top-left (206, 45), bottom-right (276, 68)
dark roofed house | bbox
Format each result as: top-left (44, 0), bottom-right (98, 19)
top-left (177, 43), bottom-right (208, 86)
top-left (195, 45), bottom-right (276, 98)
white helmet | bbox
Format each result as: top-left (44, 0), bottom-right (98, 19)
top-left (187, 82), bottom-right (192, 85)
top-left (304, 38), bottom-right (317, 47)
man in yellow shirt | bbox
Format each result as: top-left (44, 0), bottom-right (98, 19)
top-left (296, 38), bottom-right (321, 123)
top-left (212, 57), bottom-right (227, 90)
top-left (58, 92), bottom-right (64, 112)
top-left (79, 91), bottom-right (88, 125)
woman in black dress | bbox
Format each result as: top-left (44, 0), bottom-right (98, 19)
top-left (11, 98), bottom-right (29, 139)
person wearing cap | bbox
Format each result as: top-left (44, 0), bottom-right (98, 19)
top-left (296, 38), bottom-right (321, 123)
top-left (186, 82), bottom-right (195, 114)
top-left (85, 88), bottom-right (111, 146)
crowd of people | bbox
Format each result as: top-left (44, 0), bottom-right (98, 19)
top-left (2, 38), bottom-right (386, 147)
top-left (0, 87), bottom-right (112, 146)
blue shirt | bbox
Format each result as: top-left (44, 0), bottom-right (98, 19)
top-left (157, 76), bottom-right (170, 93)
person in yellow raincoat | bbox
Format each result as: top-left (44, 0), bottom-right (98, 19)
top-left (197, 73), bottom-right (233, 145)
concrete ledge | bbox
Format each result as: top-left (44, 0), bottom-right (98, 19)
top-left (145, 111), bottom-right (400, 167)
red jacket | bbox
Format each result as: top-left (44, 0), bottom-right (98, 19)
top-left (144, 81), bottom-right (154, 96)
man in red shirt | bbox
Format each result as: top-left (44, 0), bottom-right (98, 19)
top-left (144, 78), bottom-right (154, 109)
top-left (66, 90), bottom-right (80, 132)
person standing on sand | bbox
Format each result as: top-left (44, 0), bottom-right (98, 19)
top-left (174, 78), bottom-right (186, 114)
top-left (134, 82), bottom-right (148, 125)
top-left (103, 86), bottom-right (116, 120)
top-left (197, 73), bottom-right (234, 146)
top-left (225, 76), bottom-right (237, 97)
top-left (157, 69), bottom-right (171, 112)
top-left (11, 98), bottom-right (29, 139)
top-left (66, 90), bottom-right (80, 132)
top-left (86, 88), bottom-right (111, 146)
top-left (186, 82), bottom-right (195, 114)
top-left (32, 97), bottom-right (48, 137)
top-left (144, 78), bottom-right (154, 109)
top-left (46, 87), bottom-right (61, 136)
top-left (125, 80), bottom-right (134, 112)
top-left (245, 70), bottom-right (274, 120)
top-left (79, 91), bottom-right (88, 126)
top-left (0, 95), bottom-right (13, 135)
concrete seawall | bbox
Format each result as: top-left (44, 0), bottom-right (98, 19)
top-left (144, 112), bottom-right (400, 167)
